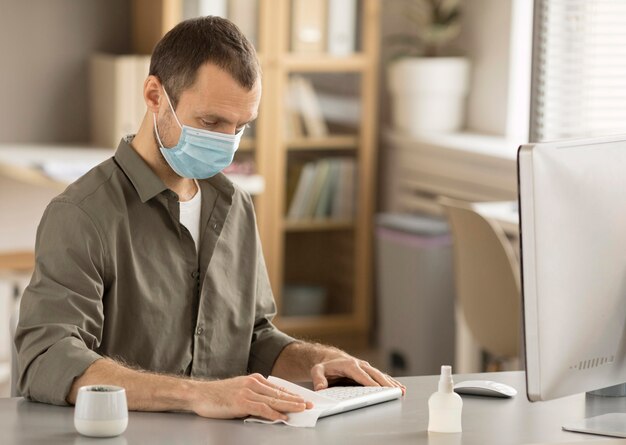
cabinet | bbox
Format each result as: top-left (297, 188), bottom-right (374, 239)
top-left (132, 0), bottom-right (380, 349)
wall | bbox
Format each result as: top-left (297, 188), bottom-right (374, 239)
top-left (377, 0), bottom-right (533, 209)
top-left (459, 0), bottom-right (532, 140)
top-left (0, 0), bottom-right (131, 143)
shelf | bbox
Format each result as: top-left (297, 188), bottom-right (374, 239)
top-left (283, 219), bottom-right (355, 232)
top-left (0, 251), bottom-right (35, 273)
top-left (276, 314), bottom-right (359, 335)
top-left (0, 163), bottom-right (67, 190)
top-left (283, 54), bottom-right (369, 72)
top-left (287, 135), bottom-right (359, 151)
top-left (123, 0), bottom-right (381, 352)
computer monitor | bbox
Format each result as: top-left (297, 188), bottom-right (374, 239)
top-left (518, 135), bottom-right (626, 436)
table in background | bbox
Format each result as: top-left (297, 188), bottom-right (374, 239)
top-left (1, 372), bottom-right (623, 445)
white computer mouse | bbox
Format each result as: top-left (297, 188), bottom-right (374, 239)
top-left (453, 380), bottom-right (517, 398)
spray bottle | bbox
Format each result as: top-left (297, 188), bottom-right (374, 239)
top-left (428, 365), bottom-right (463, 433)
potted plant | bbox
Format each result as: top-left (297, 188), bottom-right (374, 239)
top-left (386, 0), bottom-right (469, 136)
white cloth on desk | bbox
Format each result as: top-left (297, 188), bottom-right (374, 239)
top-left (244, 377), bottom-right (336, 428)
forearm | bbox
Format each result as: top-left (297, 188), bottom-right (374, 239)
top-left (271, 341), bottom-right (348, 381)
top-left (67, 357), bottom-right (198, 412)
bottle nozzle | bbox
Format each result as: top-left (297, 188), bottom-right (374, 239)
top-left (438, 365), bottom-right (454, 392)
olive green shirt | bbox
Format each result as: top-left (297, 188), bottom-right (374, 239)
top-left (14, 137), bottom-right (294, 406)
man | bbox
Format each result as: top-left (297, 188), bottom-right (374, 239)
top-left (15, 16), bottom-right (404, 421)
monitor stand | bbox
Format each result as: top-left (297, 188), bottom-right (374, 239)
top-left (562, 383), bottom-right (626, 438)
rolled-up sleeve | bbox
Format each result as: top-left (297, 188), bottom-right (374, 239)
top-left (15, 199), bottom-right (106, 405)
top-left (247, 219), bottom-right (295, 377)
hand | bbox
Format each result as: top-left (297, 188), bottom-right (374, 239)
top-left (311, 355), bottom-right (406, 395)
top-left (190, 373), bottom-right (314, 421)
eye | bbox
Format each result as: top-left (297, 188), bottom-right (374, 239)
top-left (201, 119), bottom-right (217, 128)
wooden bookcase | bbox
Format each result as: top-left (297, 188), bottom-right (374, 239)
top-left (132, 0), bottom-right (380, 349)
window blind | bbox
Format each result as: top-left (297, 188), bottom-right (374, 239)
top-left (531, 0), bottom-right (626, 142)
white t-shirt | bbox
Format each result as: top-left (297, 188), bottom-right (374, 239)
top-left (179, 181), bottom-right (202, 251)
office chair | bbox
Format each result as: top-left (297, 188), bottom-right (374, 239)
top-left (438, 197), bottom-right (521, 372)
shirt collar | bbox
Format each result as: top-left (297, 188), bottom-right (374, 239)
top-left (114, 135), bottom-right (236, 205)
top-left (204, 171), bottom-right (235, 206)
top-left (114, 135), bottom-right (168, 203)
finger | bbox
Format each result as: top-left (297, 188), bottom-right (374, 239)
top-left (327, 360), bottom-right (381, 386)
top-left (358, 365), bottom-right (407, 397)
top-left (360, 362), bottom-right (395, 387)
top-left (357, 362), bottom-right (397, 386)
top-left (248, 378), bottom-right (314, 409)
top-left (384, 373), bottom-right (405, 388)
top-left (379, 373), bottom-right (407, 395)
top-left (249, 378), bottom-right (307, 404)
top-left (342, 362), bottom-right (380, 388)
top-left (361, 363), bottom-right (405, 395)
top-left (251, 394), bottom-right (308, 413)
top-left (388, 376), bottom-right (406, 391)
top-left (311, 364), bottom-right (328, 391)
top-left (247, 401), bottom-right (288, 422)
top-left (249, 374), bottom-right (301, 397)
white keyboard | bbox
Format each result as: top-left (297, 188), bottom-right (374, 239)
top-left (317, 386), bottom-right (390, 401)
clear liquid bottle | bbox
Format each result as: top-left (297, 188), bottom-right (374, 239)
top-left (428, 365), bottom-right (463, 433)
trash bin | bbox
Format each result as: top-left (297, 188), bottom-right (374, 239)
top-left (376, 213), bottom-right (456, 376)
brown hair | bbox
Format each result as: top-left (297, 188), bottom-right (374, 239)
top-left (149, 16), bottom-right (260, 108)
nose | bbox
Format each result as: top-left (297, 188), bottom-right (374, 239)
top-left (215, 123), bottom-right (238, 135)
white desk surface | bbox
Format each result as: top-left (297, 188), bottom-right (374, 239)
top-left (1, 371), bottom-right (624, 445)
top-left (0, 144), bottom-right (265, 194)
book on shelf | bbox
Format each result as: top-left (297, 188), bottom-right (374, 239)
top-left (317, 92), bottom-right (361, 128)
top-left (287, 158), bottom-right (356, 221)
top-left (289, 75), bottom-right (329, 138)
top-left (304, 159), bottom-right (331, 217)
top-left (291, 0), bottom-right (327, 53)
top-left (90, 54), bottom-right (150, 149)
top-left (284, 79), bottom-right (305, 138)
top-left (332, 158), bottom-right (356, 220)
top-left (314, 160), bottom-right (340, 218)
top-left (286, 160), bottom-right (307, 211)
top-left (287, 162), bottom-right (317, 220)
top-left (327, 0), bottom-right (357, 56)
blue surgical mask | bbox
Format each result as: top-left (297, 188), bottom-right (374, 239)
top-left (153, 87), bottom-right (244, 179)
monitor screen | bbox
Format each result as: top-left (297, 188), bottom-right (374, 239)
top-left (519, 135), bottom-right (626, 402)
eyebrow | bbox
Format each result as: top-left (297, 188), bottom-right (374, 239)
top-left (199, 113), bottom-right (258, 127)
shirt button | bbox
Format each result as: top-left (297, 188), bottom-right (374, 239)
top-left (212, 223), bottom-right (219, 232)
top-left (196, 326), bottom-right (204, 335)
top-left (191, 271), bottom-right (200, 279)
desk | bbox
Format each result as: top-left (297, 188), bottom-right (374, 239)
top-left (0, 144), bottom-right (265, 262)
top-left (1, 371), bottom-right (623, 445)
top-left (0, 144), bottom-right (265, 196)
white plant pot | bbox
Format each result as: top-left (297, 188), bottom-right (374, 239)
top-left (388, 57), bottom-right (470, 135)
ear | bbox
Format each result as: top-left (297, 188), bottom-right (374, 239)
top-left (144, 75), bottom-right (162, 113)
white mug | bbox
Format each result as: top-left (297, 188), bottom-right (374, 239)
top-left (74, 385), bottom-right (128, 438)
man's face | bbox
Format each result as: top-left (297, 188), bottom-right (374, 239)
top-left (155, 62), bottom-right (261, 149)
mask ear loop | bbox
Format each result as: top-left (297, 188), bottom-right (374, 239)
top-left (153, 85), bottom-right (182, 149)
top-left (161, 87), bottom-right (183, 129)
top-left (153, 113), bottom-right (167, 149)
